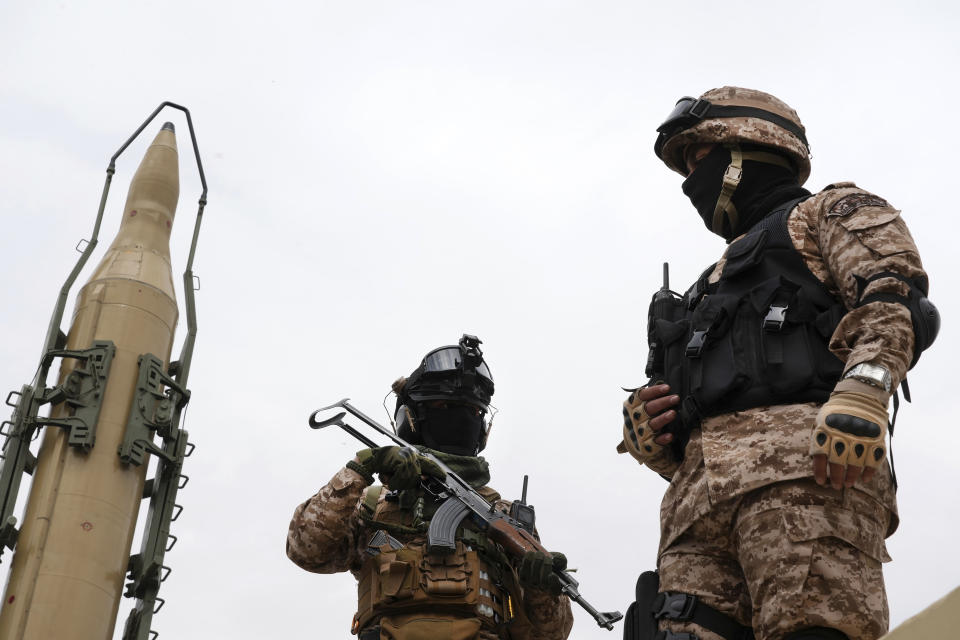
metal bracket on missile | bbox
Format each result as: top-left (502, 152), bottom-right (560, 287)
top-left (0, 340), bottom-right (115, 560)
top-left (33, 340), bottom-right (117, 451)
top-left (118, 354), bottom-right (190, 467)
top-left (121, 423), bottom-right (193, 640)
top-left (0, 385), bottom-right (38, 555)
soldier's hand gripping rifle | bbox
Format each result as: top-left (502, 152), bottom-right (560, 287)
top-left (309, 399), bottom-right (623, 631)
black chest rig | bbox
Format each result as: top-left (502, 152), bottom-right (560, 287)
top-left (646, 198), bottom-right (846, 460)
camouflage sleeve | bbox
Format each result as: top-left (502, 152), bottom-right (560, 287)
top-left (489, 498), bottom-right (574, 639)
top-left (811, 189), bottom-right (926, 389)
top-left (286, 465), bottom-right (369, 574)
top-left (522, 589), bottom-right (574, 640)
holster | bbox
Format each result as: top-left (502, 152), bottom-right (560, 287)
top-left (623, 571), bottom-right (660, 640)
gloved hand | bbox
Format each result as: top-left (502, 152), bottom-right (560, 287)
top-left (518, 550), bottom-right (567, 596)
top-left (616, 384), bottom-right (681, 475)
top-left (812, 378), bottom-right (890, 489)
top-left (349, 446), bottom-right (446, 490)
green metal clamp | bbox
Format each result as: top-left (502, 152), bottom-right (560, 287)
top-left (0, 340), bottom-right (115, 561)
top-left (122, 427), bottom-right (192, 640)
top-left (34, 341), bottom-right (116, 451)
top-left (118, 354), bottom-right (189, 467)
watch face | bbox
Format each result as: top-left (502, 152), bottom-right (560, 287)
top-left (847, 364), bottom-right (891, 390)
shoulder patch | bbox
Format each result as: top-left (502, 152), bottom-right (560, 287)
top-left (829, 193), bottom-right (890, 217)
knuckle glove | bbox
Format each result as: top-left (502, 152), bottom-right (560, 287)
top-left (812, 378), bottom-right (890, 470)
top-left (617, 387), bottom-right (678, 475)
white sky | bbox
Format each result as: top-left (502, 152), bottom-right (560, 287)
top-left (1, 1), bottom-right (958, 638)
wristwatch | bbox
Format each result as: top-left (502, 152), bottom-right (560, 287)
top-left (843, 363), bottom-right (892, 392)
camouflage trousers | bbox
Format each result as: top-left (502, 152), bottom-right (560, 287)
top-left (658, 479), bottom-right (891, 640)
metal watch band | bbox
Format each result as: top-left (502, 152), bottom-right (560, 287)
top-left (843, 363), bottom-right (892, 392)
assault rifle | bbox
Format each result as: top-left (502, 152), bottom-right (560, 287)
top-left (308, 398), bottom-right (623, 630)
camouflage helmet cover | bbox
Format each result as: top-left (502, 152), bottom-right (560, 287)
top-left (657, 86), bottom-right (811, 184)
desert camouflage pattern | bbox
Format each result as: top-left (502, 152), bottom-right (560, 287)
top-left (789, 182), bottom-right (924, 389)
top-left (286, 466), bottom-right (573, 640)
top-left (659, 86), bottom-right (812, 183)
top-left (659, 474), bottom-right (890, 640)
top-left (641, 182), bottom-right (926, 638)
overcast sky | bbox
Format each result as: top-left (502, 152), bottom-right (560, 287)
top-left (1, 2), bottom-right (958, 638)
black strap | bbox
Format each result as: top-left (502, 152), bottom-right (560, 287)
top-left (854, 271), bottom-right (926, 307)
top-left (888, 391), bottom-right (900, 490)
top-left (699, 105), bottom-right (808, 148)
top-left (652, 592), bottom-right (754, 640)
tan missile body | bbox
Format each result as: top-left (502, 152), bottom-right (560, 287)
top-left (0, 125), bottom-right (180, 639)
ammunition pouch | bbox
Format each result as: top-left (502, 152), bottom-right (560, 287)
top-left (355, 538), bottom-right (511, 636)
top-left (646, 199), bottom-right (845, 460)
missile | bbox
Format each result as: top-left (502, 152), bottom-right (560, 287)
top-left (0, 123), bottom-right (182, 639)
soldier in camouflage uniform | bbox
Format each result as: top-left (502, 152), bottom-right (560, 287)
top-left (618, 88), bottom-right (938, 640)
top-left (288, 335), bottom-right (574, 640)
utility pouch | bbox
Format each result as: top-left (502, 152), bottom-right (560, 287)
top-left (421, 544), bottom-right (476, 597)
top-left (357, 545), bottom-right (422, 630)
top-left (378, 613), bottom-right (485, 640)
top-left (646, 286), bottom-right (687, 379)
top-left (749, 278), bottom-right (817, 395)
top-left (720, 229), bottom-right (768, 280)
top-left (685, 293), bottom-right (746, 406)
top-left (355, 539), bottom-right (506, 633)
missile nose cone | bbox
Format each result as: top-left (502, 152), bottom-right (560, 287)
top-left (108, 124), bottom-right (180, 257)
top-left (161, 121), bottom-right (175, 132)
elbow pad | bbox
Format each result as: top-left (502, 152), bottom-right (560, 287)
top-left (855, 272), bottom-right (940, 368)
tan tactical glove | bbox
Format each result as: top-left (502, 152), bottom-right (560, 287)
top-left (617, 387), bottom-right (680, 476)
top-left (812, 378), bottom-right (889, 484)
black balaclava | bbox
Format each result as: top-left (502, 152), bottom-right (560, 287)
top-left (419, 404), bottom-right (485, 456)
top-left (681, 144), bottom-right (810, 241)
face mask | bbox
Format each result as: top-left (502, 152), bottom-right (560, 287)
top-left (420, 404), bottom-right (485, 456)
top-left (681, 145), bottom-right (734, 237)
top-left (682, 145), bottom-right (806, 240)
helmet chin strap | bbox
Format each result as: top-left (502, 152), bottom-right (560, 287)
top-left (712, 144), bottom-right (743, 234)
top-left (712, 144), bottom-right (796, 236)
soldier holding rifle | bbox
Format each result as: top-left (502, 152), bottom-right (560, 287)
top-left (288, 335), bottom-right (577, 640)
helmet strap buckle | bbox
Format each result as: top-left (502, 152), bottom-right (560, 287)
top-left (687, 98), bottom-right (711, 119)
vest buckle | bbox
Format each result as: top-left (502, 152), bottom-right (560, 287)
top-left (685, 330), bottom-right (708, 358)
top-left (763, 305), bottom-right (788, 332)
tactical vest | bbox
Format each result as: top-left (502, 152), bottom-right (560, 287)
top-left (353, 485), bottom-right (533, 640)
top-left (649, 199), bottom-right (846, 460)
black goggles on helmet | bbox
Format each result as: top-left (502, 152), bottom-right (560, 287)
top-left (421, 345), bottom-right (493, 383)
top-left (654, 96), bottom-right (809, 159)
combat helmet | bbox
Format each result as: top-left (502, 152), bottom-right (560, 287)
top-left (654, 86), bottom-right (811, 184)
top-left (393, 334), bottom-right (495, 456)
